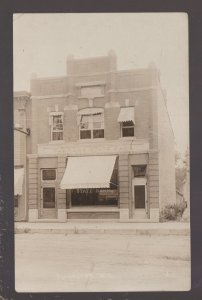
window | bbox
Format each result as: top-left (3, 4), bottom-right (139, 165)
top-left (42, 169), bottom-right (56, 181)
top-left (71, 159), bottom-right (118, 206)
top-left (49, 113), bottom-right (63, 141)
top-left (134, 185), bottom-right (145, 208)
top-left (14, 196), bottom-right (19, 207)
top-left (122, 121), bottom-right (134, 137)
top-left (80, 112), bottom-right (104, 139)
top-left (43, 187), bottom-right (56, 208)
top-left (133, 165), bottom-right (147, 177)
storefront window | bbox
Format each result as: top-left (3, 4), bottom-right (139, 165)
top-left (71, 160), bottom-right (118, 206)
top-left (71, 188), bottom-right (118, 206)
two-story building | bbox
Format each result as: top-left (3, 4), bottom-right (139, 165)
top-left (19, 51), bottom-right (176, 222)
top-left (14, 91), bottom-right (31, 221)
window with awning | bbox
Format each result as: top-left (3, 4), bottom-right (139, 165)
top-left (60, 155), bottom-right (117, 189)
top-left (118, 107), bottom-right (135, 137)
top-left (14, 168), bottom-right (24, 196)
top-left (117, 107), bottom-right (135, 123)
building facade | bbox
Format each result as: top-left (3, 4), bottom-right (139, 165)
top-left (14, 91), bottom-right (31, 221)
top-left (15, 51), bottom-right (176, 222)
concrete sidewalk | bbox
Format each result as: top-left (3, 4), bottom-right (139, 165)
top-left (15, 221), bottom-right (190, 235)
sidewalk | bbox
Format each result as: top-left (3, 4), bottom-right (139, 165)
top-left (15, 221), bottom-right (190, 235)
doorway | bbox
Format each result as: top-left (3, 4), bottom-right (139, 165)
top-left (132, 177), bottom-right (147, 219)
top-left (40, 169), bottom-right (57, 219)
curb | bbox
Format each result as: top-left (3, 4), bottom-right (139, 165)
top-left (15, 227), bottom-right (190, 236)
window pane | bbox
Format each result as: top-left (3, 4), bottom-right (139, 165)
top-left (93, 113), bottom-right (101, 122)
top-left (42, 169), bottom-right (56, 180)
top-left (93, 129), bottom-right (104, 138)
top-left (135, 185), bottom-right (145, 208)
top-left (71, 189), bottom-right (118, 206)
top-left (80, 130), bottom-right (91, 139)
top-left (52, 132), bottom-right (63, 140)
top-left (93, 122), bottom-right (102, 129)
top-left (43, 188), bottom-right (55, 208)
top-left (122, 127), bottom-right (134, 137)
top-left (53, 116), bottom-right (63, 130)
top-left (133, 165), bottom-right (147, 177)
top-left (80, 122), bottom-right (89, 129)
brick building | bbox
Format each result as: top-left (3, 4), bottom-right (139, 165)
top-left (14, 91), bottom-right (31, 221)
top-left (15, 51), bottom-right (176, 222)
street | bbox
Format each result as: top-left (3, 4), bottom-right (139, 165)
top-left (15, 233), bottom-right (191, 292)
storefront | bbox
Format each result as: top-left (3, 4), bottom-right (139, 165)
top-left (60, 155), bottom-right (119, 219)
top-left (14, 167), bottom-right (25, 221)
top-left (28, 139), bottom-right (160, 222)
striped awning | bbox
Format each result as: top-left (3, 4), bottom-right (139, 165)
top-left (117, 107), bottom-right (135, 123)
top-left (60, 155), bottom-right (117, 189)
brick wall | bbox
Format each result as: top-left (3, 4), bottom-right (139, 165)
top-left (119, 154), bottom-right (129, 209)
top-left (29, 56), bottom-right (158, 152)
top-left (157, 84), bottom-right (176, 209)
top-left (28, 156), bottom-right (38, 210)
top-left (57, 156), bottom-right (66, 209)
top-left (148, 151), bottom-right (159, 209)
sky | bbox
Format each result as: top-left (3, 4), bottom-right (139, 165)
top-left (13, 13), bottom-right (189, 155)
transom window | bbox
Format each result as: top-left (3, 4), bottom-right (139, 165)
top-left (42, 169), bottom-right (56, 181)
top-left (49, 113), bottom-right (63, 141)
top-left (133, 165), bottom-right (147, 177)
top-left (79, 110), bottom-right (104, 139)
top-left (122, 121), bottom-right (134, 137)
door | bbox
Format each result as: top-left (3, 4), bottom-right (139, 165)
top-left (40, 169), bottom-right (57, 219)
top-left (132, 177), bottom-right (148, 219)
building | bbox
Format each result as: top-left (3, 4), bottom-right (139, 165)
top-left (15, 51), bottom-right (176, 222)
top-left (14, 91), bottom-right (30, 221)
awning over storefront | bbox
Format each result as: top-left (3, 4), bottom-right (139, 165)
top-left (14, 168), bottom-right (24, 195)
top-left (60, 155), bottom-right (117, 189)
top-left (117, 107), bottom-right (135, 123)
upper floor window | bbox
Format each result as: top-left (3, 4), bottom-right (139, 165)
top-left (78, 108), bottom-right (104, 139)
top-left (122, 121), bottom-right (134, 137)
top-left (49, 112), bottom-right (64, 141)
top-left (117, 107), bottom-right (135, 137)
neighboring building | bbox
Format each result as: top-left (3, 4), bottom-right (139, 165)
top-left (15, 51), bottom-right (176, 222)
top-left (14, 91), bottom-right (31, 221)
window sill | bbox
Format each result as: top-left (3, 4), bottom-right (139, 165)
top-left (49, 140), bottom-right (65, 144)
top-left (78, 138), bottom-right (106, 142)
top-left (119, 137), bottom-right (136, 140)
top-left (67, 206), bottom-right (119, 212)
top-left (78, 95), bottom-right (104, 99)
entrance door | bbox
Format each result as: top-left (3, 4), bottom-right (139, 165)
top-left (40, 169), bottom-right (57, 219)
top-left (132, 177), bottom-right (148, 219)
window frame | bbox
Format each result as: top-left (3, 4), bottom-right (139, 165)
top-left (49, 112), bottom-right (64, 141)
top-left (79, 112), bottom-right (104, 140)
top-left (121, 121), bottom-right (135, 137)
top-left (41, 169), bottom-right (57, 181)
